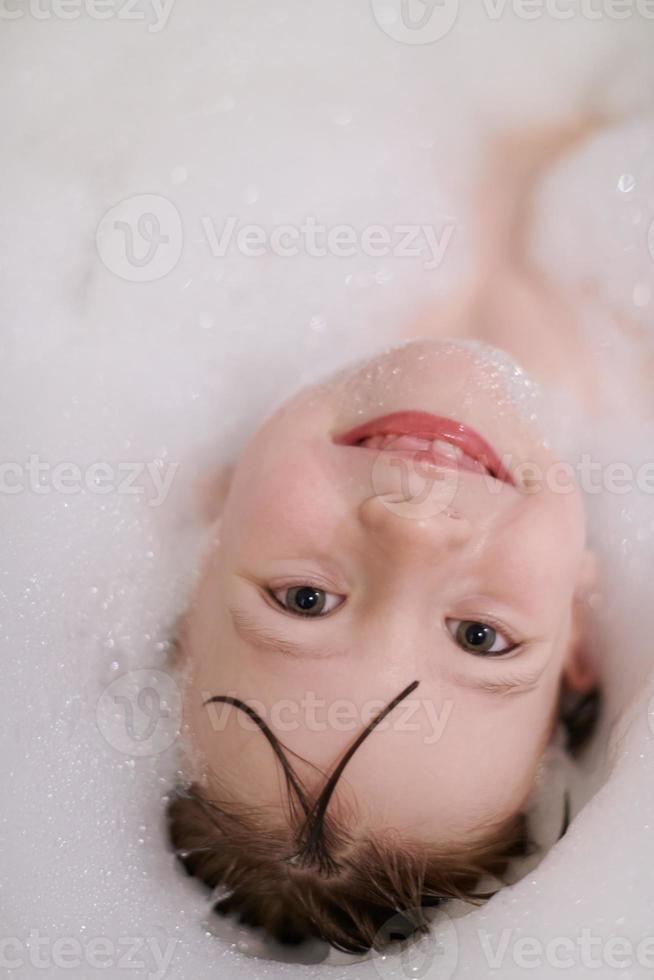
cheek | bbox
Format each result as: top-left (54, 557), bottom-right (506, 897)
top-left (531, 483), bottom-right (587, 560)
top-left (494, 498), bottom-right (585, 615)
top-left (225, 447), bottom-right (340, 549)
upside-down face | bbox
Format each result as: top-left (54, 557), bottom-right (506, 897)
top-left (181, 340), bottom-right (596, 848)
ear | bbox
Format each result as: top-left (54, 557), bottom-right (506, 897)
top-left (563, 549), bottom-right (599, 694)
top-left (196, 463), bottom-right (235, 524)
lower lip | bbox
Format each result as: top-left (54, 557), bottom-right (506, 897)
top-left (333, 410), bottom-right (514, 485)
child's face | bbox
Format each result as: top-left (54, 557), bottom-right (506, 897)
top-left (182, 341), bottom-right (595, 846)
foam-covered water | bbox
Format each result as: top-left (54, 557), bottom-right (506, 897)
top-left (3, 3), bottom-right (654, 977)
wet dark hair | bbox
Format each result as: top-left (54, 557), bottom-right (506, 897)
top-left (559, 683), bottom-right (602, 755)
top-left (167, 678), bottom-right (601, 954)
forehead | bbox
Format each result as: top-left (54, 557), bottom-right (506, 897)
top-left (193, 651), bottom-right (560, 843)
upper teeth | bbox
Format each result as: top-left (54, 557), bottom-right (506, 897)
top-left (360, 434), bottom-right (464, 458)
top-left (433, 439), bottom-right (462, 459)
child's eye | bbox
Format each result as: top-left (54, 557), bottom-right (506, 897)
top-left (446, 618), bottom-right (517, 656)
top-left (270, 585), bottom-right (344, 617)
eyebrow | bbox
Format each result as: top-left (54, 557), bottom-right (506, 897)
top-left (229, 608), bottom-right (339, 661)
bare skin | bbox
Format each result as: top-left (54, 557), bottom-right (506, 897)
top-left (407, 120), bottom-right (606, 410)
top-left (178, 121), bottom-right (608, 854)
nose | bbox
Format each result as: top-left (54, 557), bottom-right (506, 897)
top-left (358, 491), bottom-right (473, 559)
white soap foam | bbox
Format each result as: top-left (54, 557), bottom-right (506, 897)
top-left (2, 3), bottom-right (654, 978)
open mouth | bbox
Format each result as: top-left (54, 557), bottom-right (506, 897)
top-left (333, 410), bottom-right (514, 485)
